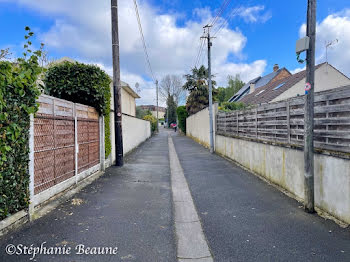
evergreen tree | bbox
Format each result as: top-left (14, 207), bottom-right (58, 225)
top-left (166, 95), bottom-right (177, 127)
top-left (183, 65), bottom-right (216, 115)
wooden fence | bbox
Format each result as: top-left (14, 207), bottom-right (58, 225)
top-left (34, 95), bottom-right (100, 194)
top-left (216, 85), bottom-right (350, 154)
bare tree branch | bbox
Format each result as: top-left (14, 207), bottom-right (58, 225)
top-left (159, 74), bottom-right (186, 106)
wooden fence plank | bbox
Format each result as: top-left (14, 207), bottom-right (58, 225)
top-left (216, 86), bottom-right (350, 154)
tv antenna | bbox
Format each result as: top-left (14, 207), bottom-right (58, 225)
top-left (325, 39), bottom-right (338, 73)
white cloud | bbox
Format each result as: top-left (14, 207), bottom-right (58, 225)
top-left (298, 9), bottom-right (350, 77)
top-left (234, 6), bottom-right (272, 23)
top-left (290, 67), bottom-right (305, 74)
top-left (5, 0), bottom-right (268, 104)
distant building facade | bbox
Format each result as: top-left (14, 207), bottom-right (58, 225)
top-left (238, 63), bottom-right (350, 106)
top-left (139, 105), bottom-right (166, 119)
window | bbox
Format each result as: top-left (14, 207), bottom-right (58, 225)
top-left (273, 82), bottom-right (285, 90)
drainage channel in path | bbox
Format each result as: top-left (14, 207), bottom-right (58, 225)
top-left (168, 134), bottom-right (213, 262)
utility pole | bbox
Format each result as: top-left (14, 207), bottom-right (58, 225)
top-left (202, 25), bottom-right (214, 153)
top-left (156, 80), bottom-right (159, 132)
top-left (304, 0), bottom-right (316, 213)
top-left (111, 0), bottom-right (123, 166)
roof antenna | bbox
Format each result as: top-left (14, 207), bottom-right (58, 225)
top-left (325, 39), bottom-right (338, 73)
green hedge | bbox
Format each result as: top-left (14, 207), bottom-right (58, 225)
top-left (44, 61), bottom-right (112, 158)
top-left (0, 28), bottom-right (42, 219)
top-left (176, 106), bottom-right (188, 133)
top-left (143, 114), bottom-right (157, 133)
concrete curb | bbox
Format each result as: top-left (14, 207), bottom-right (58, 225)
top-left (0, 170), bottom-right (104, 239)
top-left (168, 135), bottom-right (213, 261)
top-left (0, 210), bottom-right (28, 238)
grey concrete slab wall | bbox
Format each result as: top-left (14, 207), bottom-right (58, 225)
top-left (186, 104), bottom-right (218, 149)
top-left (215, 135), bottom-right (350, 224)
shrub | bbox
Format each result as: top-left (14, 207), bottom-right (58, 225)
top-left (0, 28), bottom-right (42, 219)
top-left (176, 106), bottom-right (188, 133)
top-left (143, 114), bottom-right (157, 133)
top-left (44, 61), bottom-right (112, 158)
top-left (218, 101), bottom-right (247, 112)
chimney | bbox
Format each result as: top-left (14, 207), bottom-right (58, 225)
top-left (273, 64), bottom-right (279, 72)
top-left (249, 83), bottom-right (256, 94)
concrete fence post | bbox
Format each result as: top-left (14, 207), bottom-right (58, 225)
top-left (100, 116), bottom-right (105, 171)
top-left (287, 101), bottom-right (291, 143)
top-left (74, 104), bottom-right (79, 184)
top-left (255, 108), bottom-right (258, 138)
top-left (28, 114), bottom-right (35, 221)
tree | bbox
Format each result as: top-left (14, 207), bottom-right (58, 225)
top-left (226, 74), bottom-right (245, 101)
top-left (216, 87), bottom-right (227, 104)
top-left (183, 65), bottom-right (217, 115)
top-left (215, 74), bottom-right (245, 104)
top-left (166, 95), bottom-right (177, 127)
top-left (176, 106), bottom-right (188, 133)
top-left (0, 48), bottom-right (11, 60)
top-left (136, 106), bottom-right (151, 119)
top-left (159, 74), bottom-right (185, 106)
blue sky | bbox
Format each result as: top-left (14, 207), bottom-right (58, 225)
top-left (1, 0), bottom-right (349, 104)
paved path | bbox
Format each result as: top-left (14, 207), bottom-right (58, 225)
top-left (0, 130), bottom-right (176, 262)
top-left (171, 132), bottom-right (350, 262)
top-left (1, 129), bottom-right (350, 262)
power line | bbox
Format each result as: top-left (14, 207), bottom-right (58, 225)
top-left (210, 0), bottom-right (232, 27)
top-left (194, 38), bottom-right (205, 68)
top-left (133, 0), bottom-right (156, 82)
top-left (213, 0), bottom-right (255, 37)
top-left (213, 6), bottom-right (240, 37)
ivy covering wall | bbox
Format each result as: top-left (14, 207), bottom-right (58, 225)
top-left (0, 28), bottom-right (42, 220)
top-left (43, 61), bottom-right (112, 158)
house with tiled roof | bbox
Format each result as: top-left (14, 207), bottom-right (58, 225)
top-left (239, 63), bottom-right (350, 106)
top-left (139, 105), bottom-right (166, 119)
top-left (228, 64), bottom-right (291, 102)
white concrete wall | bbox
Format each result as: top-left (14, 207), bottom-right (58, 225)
top-left (122, 114), bottom-right (151, 154)
top-left (121, 88), bottom-right (136, 117)
top-left (272, 64), bottom-right (350, 102)
top-left (186, 104), bottom-right (218, 148)
top-left (214, 135), bottom-right (350, 224)
top-left (110, 83), bottom-right (137, 117)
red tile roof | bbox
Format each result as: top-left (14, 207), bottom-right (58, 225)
top-left (240, 63), bottom-right (326, 105)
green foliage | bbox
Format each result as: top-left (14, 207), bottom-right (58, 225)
top-left (218, 102), bottom-right (247, 112)
top-left (0, 27), bottom-right (43, 220)
top-left (136, 106), bottom-right (151, 119)
top-left (215, 87), bottom-right (227, 104)
top-left (44, 61), bottom-right (111, 115)
top-left (104, 113), bottom-right (111, 159)
top-left (176, 106), bottom-right (188, 133)
top-left (227, 74), bottom-right (245, 100)
top-left (183, 65), bottom-right (217, 115)
top-left (143, 114), bottom-right (157, 133)
top-left (166, 95), bottom-right (177, 127)
top-left (215, 75), bottom-right (245, 104)
top-left (43, 61), bottom-right (112, 157)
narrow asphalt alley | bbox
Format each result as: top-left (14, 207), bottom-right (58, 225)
top-left (0, 130), bottom-right (176, 262)
top-left (1, 130), bottom-right (350, 262)
top-left (171, 132), bottom-right (350, 262)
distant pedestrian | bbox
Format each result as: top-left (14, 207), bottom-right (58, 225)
top-left (173, 123), bottom-right (177, 132)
